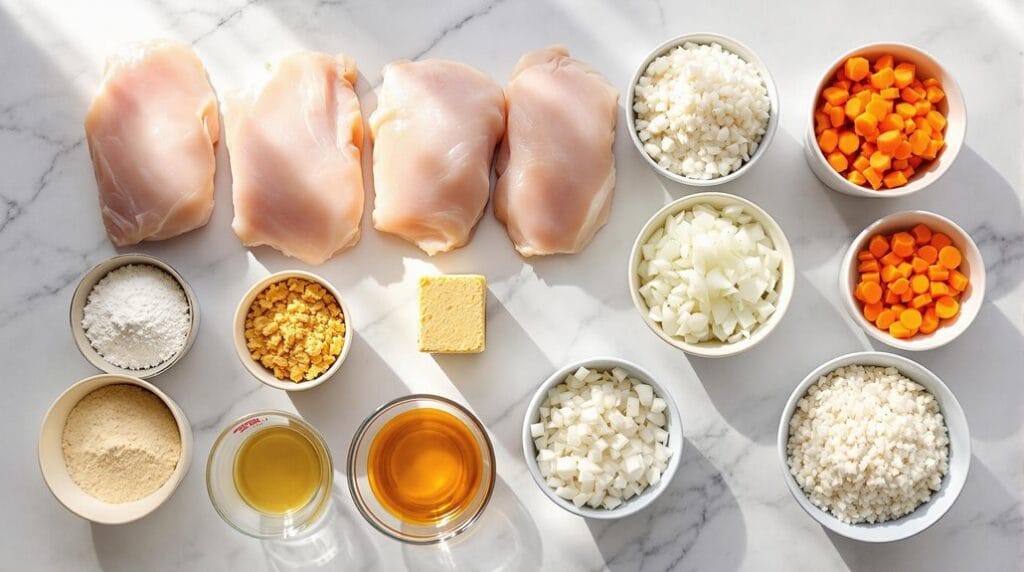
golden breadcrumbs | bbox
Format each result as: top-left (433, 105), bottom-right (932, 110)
top-left (244, 277), bottom-right (346, 382)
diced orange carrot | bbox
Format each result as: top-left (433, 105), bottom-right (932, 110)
top-left (858, 259), bottom-right (881, 273)
top-left (861, 281), bottom-right (883, 304)
top-left (926, 110), bottom-right (947, 132)
top-left (923, 139), bottom-right (943, 159)
top-left (891, 232), bottom-right (916, 257)
top-left (847, 171), bottom-right (867, 185)
top-left (911, 223), bottom-right (932, 244)
top-left (938, 245), bottom-right (962, 269)
top-left (895, 102), bottom-right (917, 119)
top-left (884, 289), bottom-right (900, 305)
top-left (883, 171), bottom-right (908, 189)
top-left (914, 117), bottom-right (933, 135)
top-left (920, 307), bottom-right (939, 334)
top-left (929, 282), bottom-right (949, 297)
top-left (861, 142), bottom-right (877, 156)
top-left (893, 63), bottom-right (916, 88)
top-left (880, 251), bottom-right (904, 267)
top-left (910, 274), bottom-right (929, 294)
top-left (863, 302), bottom-right (884, 322)
top-left (838, 131), bottom-right (860, 155)
top-left (862, 166), bottom-right (883, 189)
top-left (818, 128), bottom-right (839, 153)
top-left (870, 67), bottom-right (895, 90)
top-left (897, 262), bottom-right (914, 278)
top-left (876, 130), bottom-right (901, 154)
top-left (893, 140), bottom-right (913, 161)
top-left (862, 272), bottom-right (880, 284)
top-left (829, 105), bottom-right (845, 127)
top-left (926, 85), bottom-right (945, 103)
top-left (948, 269), bottom-right (969, 292)
top-left (815, 111), bottom-right (830, 134)
top-left (908, 155), bottom-right (923, 168)
top-left (844, 98), bottom-right (863, 120)
top-left (915, 99), bottom-right (932, 116)
top-left (889, 277), bottom-right (910, 294)
top-left (876, 309), bottom-right (897, 329)
top-left (854, 281), bottom-right (867, 302)
top-left (900, 289), bottom-right (914, 303)
top-left (880, 265), bottom-right (900, 283)
top-left (828, 152), bottom-right (849, 172)
top-left (930, 233), bottom-right (952, 249)
top-left (823, 87), bottom-right (850, 106)
top-left (868, 234), bottom-right (890, 258)
top-left (891, 303), bottom-right (907, 315)
top-left (870, 151), bottom-right (891, 173)
top-left (857, 250), bottom-right (875, 261)
top-left (911, 293), bottom-right (933, 309)
top-left (880, 87), bottom-right (900, 100)
top-left (866, 97), bottom-right (891, 119)
top-left (902, 167), bottom-right (916, 179)
top-left (889, 322), bottom-right (912, 339)
top-left (911, 256), bottom-right (929, 274)
top-left (927, 265), bottom-right (950, 281)
top-left (909, 130), bottom-right (930, 155)
top-left (935, 296), bottom-right (959, 319)
top-left (901, 86), bottom-right (921, 103)
top-left (879, 113), bottom-right (904, 132)
top-left (845, 57), bottom-right (870, 81)
top-left (899, 308), bottom-right (923, 329)
top-left (855, 113), bottom-right (879, 137)
top-left (893, 159), bottom-right (909, 170)
top-left (874, 54), bottom-right (894, 71)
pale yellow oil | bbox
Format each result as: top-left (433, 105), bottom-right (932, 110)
top-left (233, 425), bottom-right (322, 515)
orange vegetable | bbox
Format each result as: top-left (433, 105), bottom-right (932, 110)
top-left (862, 167), bottom-right (883, 189)
top-left (920, 307), bottom-right (939, 334)
top-left (883, 171), bottom-right (908, 189)
top-left (935, 296), bottom-right (959, 319)
top-left (845, 98), bottom-right (864, 120)
top-left (880, 265), bottom-right (900, 283)
top-left (879, 113), bottom-right (904, 132)
top-left (818, 129), bottom-right (839, 153)
top-left (930, 233), bottom-right (952, 249)
top-left (828, 152), bottom-right (849, 172)
top-left (893, 63), bottom-right (915, 88)
top-left (847, 171), bottom-right (867, 185)
top-left (911, 256), bottom-right (929, 274)
top-left (900, 308), bottom-right (922, 329)
top-left (876, 130), bottom-right (901, 154)
top-left (948, 269), bottom-right (969, 292)
top-left (870, 67), bottom-right (895, 90)
top-left (927, 265), bottom-right (950, 281)
top-left (911, 224), bottom-right (932, 244)
top-left (875, 309), bottom-right (896, 329)
top-left (911, 293), bottom-right (933, 309)
top-left (891, 232), bottom-right (916, 257)
top-left (889, 277), bottom-right (910, 294)
top-left (880, 251), bottom-right (904, 267)
top-left (863, 302), bottom-right (883, 322)
top-left (910, 274), bottom-right (929, 294)
top-left (838, 131), bottom-right (860, 155)
top-left (874, 54), bottom-right (894, 71)
top-left (823, 87), bottom-right (850, 106)
top-left (870, 151), bottom-right (891, 172)
top-left (857, 250), bottom-right (876, 261)
top-left (926, 110), bottom-right (947, 132)
top-left (930, 282), bottom-right (949, 297)
top-left (868, 235), bottom-right (890, 258)
top-left (938, 245), bottom-right (962, 269)
top-left (889, 322), bottom-right (913, 339)
top-left (854, 113), bottom-right (879, 137)
top-left (861, 281), bottom-right (883, 304)
top-left (926, 85), bottom-right (945, 103)
top-left (844, 57), bottom-right (870, 81)
top-left (858, 259), bottom-right (880, 273)
top-left (884, 289), bottom-right (900, 305)
top-left (829, 106), bottom-right (846, 127)
top-left (909, 130), bottom-right (930, 155)
top-left (853, 155), bottom-right (870, 172)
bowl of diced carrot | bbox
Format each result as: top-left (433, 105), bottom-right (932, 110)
top-left (840, 211), bottom-right (984, 351)
top-left (804, 43), bottom-right (965, 197)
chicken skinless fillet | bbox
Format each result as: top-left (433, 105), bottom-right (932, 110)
top-left (85, 39), bottom-right (219, 246)
top-left (225, 52), bottom-right (365, 265)
top-left (369, 59), bottom-right (505, 255)
top-left (494, 46), bottom-right (619, 256)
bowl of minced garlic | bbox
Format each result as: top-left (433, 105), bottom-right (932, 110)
top-left (234, 271), bottom-right (352, 391)
top-left (38, 374), bottom-right (193, 524)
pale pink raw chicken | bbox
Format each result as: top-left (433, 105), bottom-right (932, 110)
top-left (85, 39), bottom-right (219, 246)
top-left (369, 60), bottom-right (505, 255)
top-left (226, 52), bottom-right (365, 265)
top-left (494, 46), bottom-right (619, 256)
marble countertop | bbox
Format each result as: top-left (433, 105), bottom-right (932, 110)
top-left (2, 0), bottom-right (1021, 570)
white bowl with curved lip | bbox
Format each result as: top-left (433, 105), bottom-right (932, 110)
top-left (233, 270), bottom-right (353, 391)
top-left (522, 357), bottom-right (683, 520)
top-left (70, 253), bottom-right (199, 379)
top-left (839, 211), bottom-right (984, 351)
top-left (38, 374), bottom-right (193, 524)
top-left (803, 42), bottom-right (966, 198)
top-left (777, 351), bottom-right (970, 542)
top-left (627, 32), bottom-right (780, 186)
top-left (628, 192), bottom-right (795, 358)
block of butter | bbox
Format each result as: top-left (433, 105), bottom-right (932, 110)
top-left (418, 275), bottom-right (486, 353)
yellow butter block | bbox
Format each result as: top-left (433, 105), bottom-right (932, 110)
top-left (418, 275), bottom-right (486, 353)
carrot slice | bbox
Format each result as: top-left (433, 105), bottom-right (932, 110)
top-left (900, 308), bottom-right (923, 330)
top-left (897, 262), bottom-right (913, 278)
top-left (911, 224), bottom-right (932, 244)
top-left (868, 235), bottom-right (890, 258)
top-left (889, 277), bottom-right (910, 294)
top-left (938, 245), bottom-right (962, 269)
top-left (948, 269), bottom-right (969, 292)
top-left (935, 296), bottom-right (959, 319)
top-left (910, 274), bottom-right (929, 294)
top-left (862, 272), bottom-right (880, 284)
top-left (858, 260), bottom-right (880, 273)
top-left (880, 252), bottom-right (904, 267)
top-left (861, 281), bottom-right (883, 304)
top-left (920, 309), bottom-right (939, 334)
top-left (911, 256), bottom-right (929, 274)
top-left (857, 250), bottom-right (876, 262)
top-left (863, 302), bottom-right (884, 322)
top-left (891, 232), bottom-right (916, 257)
top-left (930, 282), bottom-right (949, 297)
top-left (844, 57), bottom-right (870, 81)
top-left (918, 244), bottom-right (938, 264)
top-left (927, 265), bottom-right (950, 281)
top-left (911, 293), bottom-right (932, 309)
top-left (880, 265), bottom-right (900, 283)
top-left (930, 233), bottom-right (952, 249)
top-left (889, 322), bottom-right (913, 339)
top-left (884, 289), bottom-right (900, 305)
top-left (876, 309), bottom-right (896, 329)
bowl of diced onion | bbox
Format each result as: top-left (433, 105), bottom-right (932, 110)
top-left (628, 192), bottom-right (795, 358)
top-left (522, 357), bottom-right (683, 519)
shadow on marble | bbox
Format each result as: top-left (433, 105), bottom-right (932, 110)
top-left (433, 286), bottom-right (554, 458)
top-left (400, 477), bottom-right (543, 572)
top-left (826, 454), bottom-right (1022, 571)
top-left (289, 331), bottom-right (409, 460)
top-left (866, 300), bottom-right (1024, 441)
top-left (693, 272), bottom-right (867, 444)
top-left (585, 438), bottom-right (745, 572)
top-left (263, 485), bottom-right (380, 572)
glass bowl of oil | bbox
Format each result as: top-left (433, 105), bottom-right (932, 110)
top-left (206, 410), bottom-right (333, 538)
top-left (347, 394), bottom-right (496, 544)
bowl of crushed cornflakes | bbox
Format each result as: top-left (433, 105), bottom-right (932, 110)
top-left (233, 270), bottom-right (353, 391)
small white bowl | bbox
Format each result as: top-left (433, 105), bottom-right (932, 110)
top-left (70, 254), bottom-right (199, 379)
top-left (803, 42), bottom-right (966, 198)
top-left (522, 357), bottom-right (683, 520)
top-left (777, 351), bottom-right (970, 542)
top-left (38, 374), bottom-right (193, 524)
top-left (233, 270), bottom-right (353, 391)
top-left (628, 192), bottom-right (795, 358)
top-left (627, 33), bottom-right (780, 187)
top-left (840, 211), bottom-right (984, 351)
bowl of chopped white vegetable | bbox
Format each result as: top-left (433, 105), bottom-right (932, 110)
top-left (522, 357), bottom-right (683, 519)
top-left (629, 192), bottom-right (795, 358)
top-left (627, 33), bottom-right (779, 186)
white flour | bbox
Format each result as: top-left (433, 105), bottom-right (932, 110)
top-left (82, 264), bottom-right (191, 369)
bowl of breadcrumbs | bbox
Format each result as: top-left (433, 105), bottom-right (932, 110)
top-left (233, 271), bottom-right (353, 391)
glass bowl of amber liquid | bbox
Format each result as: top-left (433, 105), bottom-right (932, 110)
top-left (347, 395), bottom-right (496, 544)
top-left (207, 411), bottom-right (333, 538)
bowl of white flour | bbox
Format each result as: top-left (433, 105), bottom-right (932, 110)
top-left (70, 254), bottom-right (199, 379)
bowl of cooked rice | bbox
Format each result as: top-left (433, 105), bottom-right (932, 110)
top-left (777, 351), bottom-right (970, 542)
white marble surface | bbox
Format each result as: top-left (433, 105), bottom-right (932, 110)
top-left (2, 0), bottom-right (1021, 570)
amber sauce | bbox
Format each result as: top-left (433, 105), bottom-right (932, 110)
top-left (234, 425), bottom-right (322, 515)
top-left (368, 408), bottom-right (483, 525)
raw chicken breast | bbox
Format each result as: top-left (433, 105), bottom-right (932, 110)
top-left (226, 52), bottom-right (365, 265)
top-left (85, 39), bottom-right (219, 246)
top-left (370, 60), bottom-right (505, 255)
top-left (494, 46), bottom-right (619, 256)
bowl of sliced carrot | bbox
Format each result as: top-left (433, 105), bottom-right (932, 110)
top-left (841, 211), bottom-right (984, 351)
top-left (804, 43), bottom-right (965, 197)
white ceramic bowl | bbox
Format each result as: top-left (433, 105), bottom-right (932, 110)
top-left (522, 357), bottom-right (683, 520)
top-left (840, 211), bottom-right (984, 351)
top-left (627, 33), bottom-right (780, 186)
top-left (233, 270), bottom-right (353, 391)
top-left (628, 192), bottom-right (795, 358)
top-left (777, 351), bottom-right (970, 542)
top-left (70, 254), bottom-right (199, 379)
top-left (803, 42), bottom-right (966, 198)
top-left (38, 374), bottom-right (193, 524)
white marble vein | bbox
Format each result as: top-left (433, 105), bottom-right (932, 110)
top-left (1, 0), bottom-right (1021, 571)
